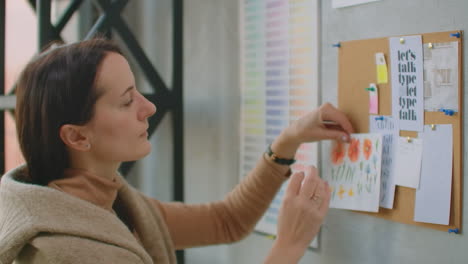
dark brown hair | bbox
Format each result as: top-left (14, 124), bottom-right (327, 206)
top-left (15, 38), bottom-right (122, 185)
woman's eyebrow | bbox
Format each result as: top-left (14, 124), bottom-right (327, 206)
top-left (120, 85), bottom-right (135, 97)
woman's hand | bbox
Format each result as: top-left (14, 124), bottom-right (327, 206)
top-left (270, 103), bottom-right (354, 159)
top-left (289, 102), bottom-right (354, 144)
top-left (264, 167), bottom-right (331, 264)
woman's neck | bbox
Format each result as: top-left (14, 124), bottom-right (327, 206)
top-left (68, 154), bottom-right (121, 181)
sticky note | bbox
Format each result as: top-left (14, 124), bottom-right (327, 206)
top-left (376, 53), bottom-right (388, 84)
top-left (368, 83), bottom-right (378, 114)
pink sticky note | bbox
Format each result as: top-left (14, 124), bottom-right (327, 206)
top-left (369, 83), bottom-right (378, 114)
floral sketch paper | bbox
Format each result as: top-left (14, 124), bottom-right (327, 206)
top-left (323, 133), bottom-right (383, 212)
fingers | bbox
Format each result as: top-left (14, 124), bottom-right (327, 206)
top-left (299, 166), bottom-right (330, 212)
top-left (286, 171), bottom-right (305, 196)
top-left (311, 180), bottom-right (325, 206)
top-left (299, 166), bottom-right (319, 199)
top-left (318, 128), bottom-right (351, 143)
top-left (319, 182), bottom-right (332, 213)
top-left (319, 103), bottom-right (354, 135)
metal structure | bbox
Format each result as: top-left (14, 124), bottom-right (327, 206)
top-left (0, 1), bottom-right (5, 175)
top-left (0, 0), bottom-right (184, 262)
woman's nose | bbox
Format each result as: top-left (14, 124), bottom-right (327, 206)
top-left (139, 95), bottom-right (157, 120)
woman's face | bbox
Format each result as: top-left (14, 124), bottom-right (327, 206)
top-left (83, 52), bottom-right (156, 163)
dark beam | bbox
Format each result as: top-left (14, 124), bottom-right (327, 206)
top-left (20, 0), bottom-right (84, 96)
top-left (0, 0), bottom-right (5, 174)
top-left (111, 18), bottom-right (170, 97)
top-left (84, 12), bottom-right (112, 40)
top-left (172, 0), bottom-right (184, 202)
top-left (6, 82), bottom-right (15, 96)
top-left (29, 0), bottom-right (84, 44)
top-left (28, 0), bottom-right (36, 9)
top-left (173, 0), bottom-right (184, 262)
top-left (37, 0), bottom-right (52, 50)
top-left (55, 0), bottom-right (84, 33)
top-left (91, 0), bottom-right (169, 98)
top-left (86, 0), bottom-right (128, 39)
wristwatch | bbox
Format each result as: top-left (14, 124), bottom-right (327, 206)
top-left (266, 144), bottom-right (296, 165)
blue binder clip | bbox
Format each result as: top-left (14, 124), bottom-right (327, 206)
top-left (439, 108), bottom-right (456, 116)
top-left (448, 228), bottom-right (459, 234)
top-left (332, 42), bottom-right (341, 48)
top-left (450, 32), bottom-right (461, 38)
top-left (375, 116), bottom-right (385, 121)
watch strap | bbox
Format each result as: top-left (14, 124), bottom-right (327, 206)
top-left (266, 144), bottom-right (296, 165)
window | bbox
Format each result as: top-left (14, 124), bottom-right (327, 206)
top-left (3, 0), bottom-right (79, 171)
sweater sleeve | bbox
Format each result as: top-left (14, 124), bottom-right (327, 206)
top-left (147, 155), bottom-right (290, 249)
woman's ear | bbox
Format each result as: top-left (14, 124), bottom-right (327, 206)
top-left (59, 124), bottom-right (91, 151)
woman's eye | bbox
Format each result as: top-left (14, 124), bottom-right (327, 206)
top-left (124, 99), bottom-right (133, 106)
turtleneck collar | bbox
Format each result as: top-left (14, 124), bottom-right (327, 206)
top-left (48, 168), bottom-right (123, 212)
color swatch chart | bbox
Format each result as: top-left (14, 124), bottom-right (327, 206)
top-left (240, 0), bottom-right (319, 238)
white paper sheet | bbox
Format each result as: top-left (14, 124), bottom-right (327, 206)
top-left (394, 137), bottom-right (423, 189)
top-left (369, 116), bottom-right (398, 209)
top-left (332, 0), bottom-right (381, 8)
top-left (390, 35), bottom-right (424, 132)
top-left (324, 133), bottom-right (383, 212)
top-left (423, 42), bottom-right (459, 112)
top-left (414, 125), bottom-right (453, 225)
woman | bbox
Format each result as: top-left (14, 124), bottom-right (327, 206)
top-left (0, 38), bottom-right (353, 263)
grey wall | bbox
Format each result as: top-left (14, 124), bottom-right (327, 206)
top-left (316, 1), bottom-right (468, 263)
top-left (184, 1), bottom-right (241, 263)
top-left (123, 0), bottom-right (174, 202)
top-left (128, 0), bottom-right (468, 263)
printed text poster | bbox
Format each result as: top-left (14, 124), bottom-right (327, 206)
top-left (390, 35), bottom-right (424, 132)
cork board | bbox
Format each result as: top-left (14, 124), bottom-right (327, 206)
top-left (337, 30), bottom-right (463, 232)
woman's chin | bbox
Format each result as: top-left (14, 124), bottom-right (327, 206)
top-left (124, 144), bottom-right (152, 161)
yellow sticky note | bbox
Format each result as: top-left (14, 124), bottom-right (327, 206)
top-left (376, 53), bottom-right (388, 84)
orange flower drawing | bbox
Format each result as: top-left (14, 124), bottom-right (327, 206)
top-left (347, 138), bottom-right (360, 162)
top-left (331, 141), bottom-right (346, 165)
top-left (363, 138), bottom-right (372, 160)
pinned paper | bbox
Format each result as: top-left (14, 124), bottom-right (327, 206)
top-left (369, 116), bottom-right (398, 209)
top-left (423, 42), bottom-right (459, 111)
top-left (414, 125), bottom-right (453, 225)
top-left (324, 133), bottom-right (383, 212)
top-left (376, 53), bottom-right (388, 84)
top-left (394, 137), bottom-right (423, 189)
top-left (367, 83), bottom-right (378, 114)
top-left (390, 35), bottom-right (424, 132)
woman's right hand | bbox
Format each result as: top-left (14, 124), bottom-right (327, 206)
top-left (269, 103), bottom-right (353, 163)
top-left (264, 166), bottom-right (331, 264)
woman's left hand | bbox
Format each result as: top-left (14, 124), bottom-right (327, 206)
top-left (264, 166), bottom-right (331, 264)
